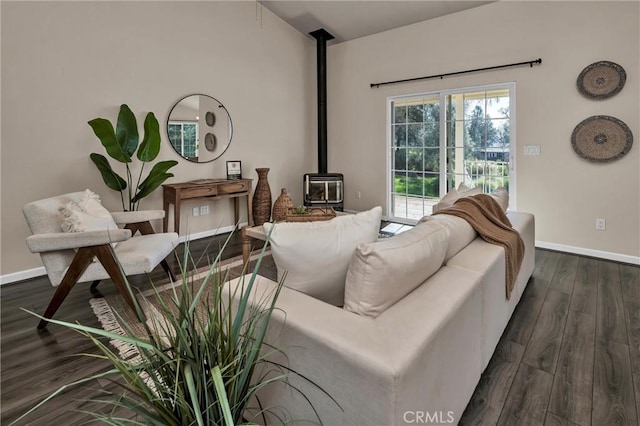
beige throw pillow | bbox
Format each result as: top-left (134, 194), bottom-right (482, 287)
top-left (263, 206), bottom-right (382, 306)
top-left (488, 187), bottom-right (509, 211)
top-left (344, 220), bottom-right (449, 318)
top-left (432, 183), bottom-right (482, 213)
top-left (59, 189), bottom-right (118, 233)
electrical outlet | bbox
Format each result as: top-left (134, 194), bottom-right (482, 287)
top-left (596, 218), bottom-right (606, 231)
top-left (200, 205), bottom-right (210, 215)
top-left (524, 145), bottom-right (541, 156)
top-left (192, 207), bottom-right (200, 217)
top-left (356, 191), bottom-right (361, 200)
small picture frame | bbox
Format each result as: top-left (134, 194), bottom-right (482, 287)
top-left (226, 161), bottom-right (242, 180)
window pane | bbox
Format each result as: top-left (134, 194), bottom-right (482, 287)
top-left (423, 123), bottom-right (439, 148)
top-left (407, 148), bottom-right (423, 172)
top-left (407, 173), bottom-right (424, 196)
top-left (473, 175), bottom-right (508, 193)
top-left (423, 101), bottom-right (440, 123)
top-left (424, 148), bottom-right (439, 172)
top-left (464, 119), bottom-right (486, 149)
top-left (168, 124), bottom-right (182, 151)
top-left (407, 124), bottom-right (423, 147)
top-left (183, 124), bottom-right (197, 157)
top-left (394, 125), bottom-right (407, 147)
top-left (394, 148), bottom-right (407, 171)
top-left (490, 159), bottom-right (510, 177)
top-left (394, 104), bottom-right (407, 124)
top-left (466, 159), bottom-right (486, 179)
top-left (463, 93), bottom-right (485, 119)
top-left (407, 104), bottom-right (424, 123)
top-left (394, 172), bottom-right (408, 194)
top-left (489, 118), bottom-right (509, 147)
top-left (406, 196), bottom-right (426, 220)
top-left (393, 194), bottom-right (408, 217)
top-left (486, 89), bottom-right (509, 119)
top-left (424, 173), bottom-right (440, 197)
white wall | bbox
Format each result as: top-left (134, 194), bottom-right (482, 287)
top-left (1, 1), bottom-right (316, 278)
top-left (326, 1), bottom-right (639, 262)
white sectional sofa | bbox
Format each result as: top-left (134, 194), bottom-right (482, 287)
top-left (227, 210), bottom-right (535, 425)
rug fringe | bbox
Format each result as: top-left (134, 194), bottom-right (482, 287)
top-left (90, 297), bottom-right (142, 362)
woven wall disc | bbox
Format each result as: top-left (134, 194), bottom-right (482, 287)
top-left (571, 115), bottom-right (633, 163)
top-left (577, 61), bottom-right (626, 99)
top-left (204, 133), bottom-right (216, 152)
top-left (205, 111), bottom-right (216, 127)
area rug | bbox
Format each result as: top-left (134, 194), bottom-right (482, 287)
top-left (89, 251), bottom-right (277, 361)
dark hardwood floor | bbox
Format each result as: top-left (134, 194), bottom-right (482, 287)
top-left (460, 250), bottom-right (640, 426)
top-left (2, 236), bottom-right (639, 425)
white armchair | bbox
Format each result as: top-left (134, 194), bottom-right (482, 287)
top-left (23, 191), bottom-right (179, 329)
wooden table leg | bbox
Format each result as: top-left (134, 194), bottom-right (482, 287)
top-left (246, 193), bottom-right (254, 226)
top-left (174, 201), bottom-right (180, 235)
top-left (234, 197), bottom-right (240, 225)
top-left (163, 200), bottom-right (169, 233)
top-left (241, 227), bottom-right (251, 264)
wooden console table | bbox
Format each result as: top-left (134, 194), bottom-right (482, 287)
top-left (162, 179), bottom-right (253, 234)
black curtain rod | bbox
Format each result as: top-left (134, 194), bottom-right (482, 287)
top-left (370, 58), bottom-right (542, 88)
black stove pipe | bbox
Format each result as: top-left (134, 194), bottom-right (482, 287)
top-left (309, 28), bottom-right (334, 174)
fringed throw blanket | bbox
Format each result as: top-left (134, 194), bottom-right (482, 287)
top-left (433, 194), bottom-right (524, 299)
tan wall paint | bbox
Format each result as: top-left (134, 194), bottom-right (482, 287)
top-left (327, 1), bottom-right (639, 259)
top-left (1, 1), bottom-right (316, 276)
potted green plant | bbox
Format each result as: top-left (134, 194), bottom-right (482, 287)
top-left (14, 233), bottom-right (334, 425)
top-left (89, 104), bottom-right (178, 211)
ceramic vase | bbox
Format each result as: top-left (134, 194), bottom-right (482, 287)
top-left (272, 188), bottom-right (294, 222)
top-left (252, 168), bottom-right (272, 225)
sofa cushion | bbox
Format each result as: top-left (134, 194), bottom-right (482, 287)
top-left (263, 206), bottom-right (382, 306)
top-left (488, 187), bottom-right (509, 211)
top-left (343, 220), bottom-right (449, 318)
top-left (432, 184), bottom-right (481, 213)
top-left (419, 214), bottom-right (477, 261)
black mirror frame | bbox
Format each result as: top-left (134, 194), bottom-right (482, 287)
top-left (166, 94), bottom-right (233, 163)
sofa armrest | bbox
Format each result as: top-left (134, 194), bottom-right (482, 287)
top-left (25, 229), bottom-right (131, 253)
top-left (110, 210), bottom-right (165, 225)
top-left (225, 274), bottom-right (395, 425)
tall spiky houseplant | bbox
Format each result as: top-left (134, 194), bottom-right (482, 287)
top-left (89, 104), bottom-right (178, 211)
top-left (14, 233), bottom-right (335, 425)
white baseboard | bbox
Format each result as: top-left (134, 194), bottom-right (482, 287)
top-left (536, 240), bottom-right (640, 265)
top-left (0, 223), bottom-right (249, 286)
top-left (0, 266), bottom-right (47, 286)
top-left (177, 223), bottom-right (247, 244)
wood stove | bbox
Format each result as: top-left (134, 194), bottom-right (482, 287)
top-left (304, 173), bottom-right (344, 211)
top-left (304, 28), bottom-right (344, 211)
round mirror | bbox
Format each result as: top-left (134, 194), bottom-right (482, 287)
top-left (166, 94), bottom-right (233, 163)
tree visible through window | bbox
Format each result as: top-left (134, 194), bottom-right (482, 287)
top-left (389, 84), bottom-right (514, 221)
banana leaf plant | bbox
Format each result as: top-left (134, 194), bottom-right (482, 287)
top-left (89, 104), bottom-right (178, 211)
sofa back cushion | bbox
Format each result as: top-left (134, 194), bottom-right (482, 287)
top-left (418, 214), bottom-right (476, 261)
top-left (419, 187), bottom-right (509, 261)
top-left (343, 220), bottom-right (449, 318)
top-left (263, 206), bottom-right (382, 306)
